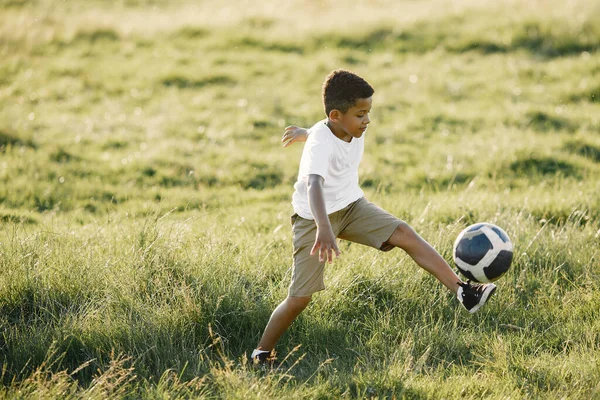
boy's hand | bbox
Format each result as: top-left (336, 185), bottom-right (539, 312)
top-left (310, 226), bottom-right (341, 263)
top-left (282, 126), bottom-right (308, 147)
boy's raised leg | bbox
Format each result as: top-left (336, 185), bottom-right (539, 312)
top-left (384, 222), bottom-right (496, 312)
top-left (385, 222), bottom-right (461, 293)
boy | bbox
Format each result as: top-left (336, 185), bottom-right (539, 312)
top-left (251, 70), bottom-right (496, 364)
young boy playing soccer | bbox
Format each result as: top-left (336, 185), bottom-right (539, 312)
top-left (251, 69), bottom-right (496, 364)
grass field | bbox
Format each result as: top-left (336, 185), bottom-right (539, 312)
top-left (1, 0), bottom-right (600, 398)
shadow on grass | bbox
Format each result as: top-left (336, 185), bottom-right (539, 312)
top-left (563, 140), bottom-right (600, 163)
top-left (0, 261), bottom-right (275, 386)
top-left (0, 130), bottom-right (35, 151)
top-left (570, 85), bottom-right (600, 103)
top-left (49, 147), bottom-right (81, 163)
top-left (0, 211), bottom-right (37, 224)
top-left (229, 16), bottom-right (600, 58)
top-left (231, 37), bottom-right (304, 54)
top-left (161, 74), bottom-right (236, 89)
top-left (524, 111), bottom-right (577, 133)
top-left (508, 155), bottom-right (581, 179)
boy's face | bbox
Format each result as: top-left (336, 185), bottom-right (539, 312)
top-left (331, 97), bottom-right (372, 141)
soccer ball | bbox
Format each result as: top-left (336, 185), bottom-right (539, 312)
top-left (453, 223), bottom-right (513, 283)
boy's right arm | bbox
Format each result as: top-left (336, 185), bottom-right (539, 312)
top-left (282, 125), bottom-right (309, 147)
top-left (307, 174), bottom-right (340, 263)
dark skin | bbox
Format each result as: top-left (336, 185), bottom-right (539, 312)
top-left (309, 96), bottom-right (372, 263)
top-left (258, 97), bottom-right (462, 354)
top-left (256, 99), bottom-right (372, 352)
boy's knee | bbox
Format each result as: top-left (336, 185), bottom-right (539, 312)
top-left (286, 295), bottom-right (311, 312)
top-left (386, 222), bottom-right (417, 250)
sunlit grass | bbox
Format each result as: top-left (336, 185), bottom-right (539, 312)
top-left (0, 0), bottom-right (599, 398)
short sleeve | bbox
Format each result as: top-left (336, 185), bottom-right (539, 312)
top-left (299, 130), bottom-right (332, 182)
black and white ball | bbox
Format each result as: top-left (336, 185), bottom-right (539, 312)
top-left (453, 222), bottom-right (513, 283)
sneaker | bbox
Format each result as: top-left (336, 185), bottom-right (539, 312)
top-left (250, 349), bottom-right (275, 368)
top-left (457, 281), bottom-right (497, 313)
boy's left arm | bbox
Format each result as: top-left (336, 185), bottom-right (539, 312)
top-left (281, 125), bottom-right (309, 147)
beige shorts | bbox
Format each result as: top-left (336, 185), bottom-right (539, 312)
top-left (288, 197), bottom-right (402, 297)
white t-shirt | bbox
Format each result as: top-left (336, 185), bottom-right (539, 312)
top-left (291, 120), bottom-right (365, 220)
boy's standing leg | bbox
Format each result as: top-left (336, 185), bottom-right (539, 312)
top-left (252, 211), bottom-right (326, 364)
top-left (254, 295), bottom-right (311, 358)
top-left (253, 179), bottom-right (341, 364)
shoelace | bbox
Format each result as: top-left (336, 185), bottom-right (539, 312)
top-left (460, 281), bottom-right (483, 296)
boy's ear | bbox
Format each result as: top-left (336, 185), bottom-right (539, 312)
top-left (328, 109), bottom-right (342, 122)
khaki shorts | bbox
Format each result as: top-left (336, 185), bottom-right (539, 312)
top-left (289, 197), bottom-right (402, 297)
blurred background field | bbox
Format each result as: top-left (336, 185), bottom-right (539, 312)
top-left (1, 0), bottom-right (599, 398)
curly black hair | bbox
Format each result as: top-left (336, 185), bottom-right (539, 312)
top-left (322, 69), bottom-right (374, 115)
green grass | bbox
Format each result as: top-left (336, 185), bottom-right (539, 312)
top-left (1, 0), bottom-right (600, 398)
